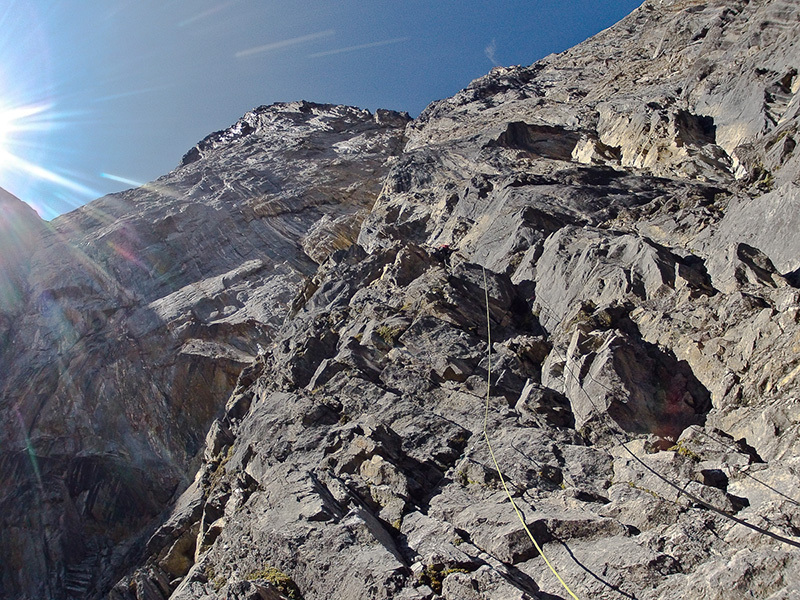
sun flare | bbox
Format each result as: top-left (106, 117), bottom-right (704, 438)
top-left (0, 102), bottom-right (50, 157)
top-left (0, 100), bottom-right (101, 215)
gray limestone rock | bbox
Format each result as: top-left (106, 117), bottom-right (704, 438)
top-left (6, 0), bottom-right (800, 599)
top-left (710, 182), bottom-right (800, 276)
top-left (553, 325), bottom-right (711, 442)
top-left (0, 102), bottom-right (408, 600)
top-left (0, 187), bottom-right (45, 317)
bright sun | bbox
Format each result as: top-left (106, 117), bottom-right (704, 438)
top-left (0, 101), bottom-right (96, 212)
top-left (0, 103), bottom-right (49, 161)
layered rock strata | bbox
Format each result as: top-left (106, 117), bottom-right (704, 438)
top-left (0, 102), bottom-right (409, 599)
top-left (3, 0), bottom-right (800, 598)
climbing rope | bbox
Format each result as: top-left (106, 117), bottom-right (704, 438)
top-left (532, 296), bottom-right (800, 551)
top-left (690, 427), bottom-right (800, 507)
top-left (482, 268), bottom-right (583, 600)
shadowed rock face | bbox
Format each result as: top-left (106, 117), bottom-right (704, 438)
top-left (0, 102), bottom-right (409, 599)
top-left (0, 188), bottom-right (44, 323)
top-left (5, 0), bottom-right (800, 598)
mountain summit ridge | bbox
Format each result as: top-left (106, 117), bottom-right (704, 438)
top-left (3, 1), bottom-right (800, 598)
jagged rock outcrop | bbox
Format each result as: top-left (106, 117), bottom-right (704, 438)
top-left (4, 0), bottom-right (800, 598)
top-left (0, 102), bottom-right (409, 599)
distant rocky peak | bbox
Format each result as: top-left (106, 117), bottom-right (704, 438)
top-left (181, 101), bottom-right (410, 166)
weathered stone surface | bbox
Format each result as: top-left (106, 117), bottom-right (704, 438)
top-left (0, 103), bottom-right (408, 599)
top-left (0, 188), bottom-right (45, 317)
top-left (553, 325), bottom-right (711, 442)
top-left (6, 0), bottom-right (800, 598)
top-left (530, 225), bottom-right (713, 332)
top-left (710, 182), bottom-right (800, 275)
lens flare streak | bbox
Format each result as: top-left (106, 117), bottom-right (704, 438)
top-left (0, 101), bottom-right (102, 211)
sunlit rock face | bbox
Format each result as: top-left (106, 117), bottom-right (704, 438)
top-left (0, 102), bottom-right (409, 600)
top-left (110, 0), bottom-right (800, 598)
top-left (6, 0), bottom-right (800, 598)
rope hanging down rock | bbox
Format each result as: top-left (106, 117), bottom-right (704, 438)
top-left (532, 295), bottom-right (800, 552)
top-left (482, 268), bottom-right (583, 600)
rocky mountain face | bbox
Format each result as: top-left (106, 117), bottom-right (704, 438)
top-left (3, 0), bottom-right (800, 598)
top-left (0, 103), bottom-right (409, 599)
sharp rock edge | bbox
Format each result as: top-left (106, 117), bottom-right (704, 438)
top-left (2, 2), bottom-right (800, 599)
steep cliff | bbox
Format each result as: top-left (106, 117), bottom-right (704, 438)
top-left (0, 102), bottom-right (409, 599)
top-left (3, 0), bottom-right (800, 598)
top-left (0, 187), bottom-right (45, 322)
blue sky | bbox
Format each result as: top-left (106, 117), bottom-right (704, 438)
top-left (0, 0), bottom-right (642, 219)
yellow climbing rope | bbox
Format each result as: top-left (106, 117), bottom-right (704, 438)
top-left (482, 268), bottom-right (582, 600)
